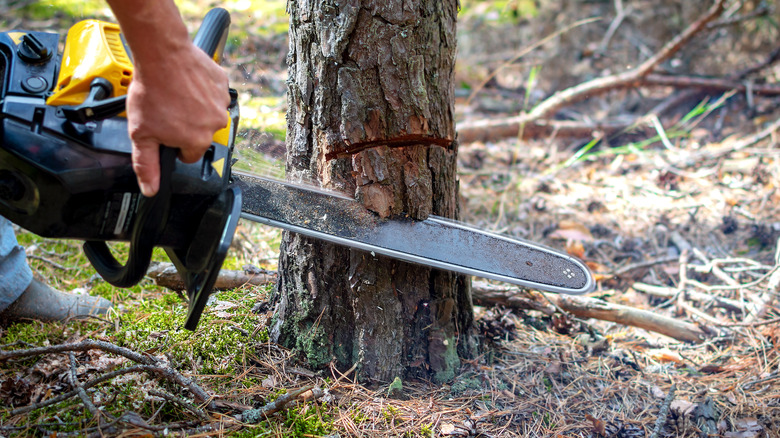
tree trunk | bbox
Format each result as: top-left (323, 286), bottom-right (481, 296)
top-left (270, 0), bottom-right (477, 383)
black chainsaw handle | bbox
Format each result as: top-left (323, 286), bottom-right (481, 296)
top-left (83, 147), bottom-right (176, 287)
top-left (83, 9), bottom-right (231, 288)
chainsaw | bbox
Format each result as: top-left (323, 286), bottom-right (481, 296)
top-left (0, 9), bottom-right (594, 330)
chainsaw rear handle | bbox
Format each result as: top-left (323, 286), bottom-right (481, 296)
top-left (83, 8), bottom-right (232, 288)
top-left (82, 147), bottom-right (177, 286)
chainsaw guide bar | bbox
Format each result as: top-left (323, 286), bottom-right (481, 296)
top-left (235, 172), bottom-right (595, 295)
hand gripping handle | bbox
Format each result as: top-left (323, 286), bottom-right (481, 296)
top-left (83, 8), bottom-right (231, 288)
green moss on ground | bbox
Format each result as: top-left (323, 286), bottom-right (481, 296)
top-left (110, 287), bottom-right (271, 375)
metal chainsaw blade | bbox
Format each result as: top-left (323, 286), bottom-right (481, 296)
top-left (234, 171), bottom-right (595, 294)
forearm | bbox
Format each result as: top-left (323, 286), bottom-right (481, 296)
top-left (105, 0), bottom-right (190, 63)
top-left (104, 0), bottom-right (230, 197)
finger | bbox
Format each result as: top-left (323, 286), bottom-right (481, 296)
top-left (177, 140), bottom-right (212, 163)
top-left (132, 139), bottom-right (161, 197)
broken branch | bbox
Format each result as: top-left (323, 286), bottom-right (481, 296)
top-left (470, 284), bottom-right (709, 343)
top-left (240, 385), bottom-right (322, 424)
top-left (519, 0), bottom-right (726, 122)
top-left (67, 352), bottom-right (103, 420)
top-left (147, 262), bottom-right (276, 291)
top-left (551, 294), bottom-right (709, 343)
top-left (458, 0), bottom-right (732, 144)
top-left (649, 383), bottom-right (677, 438)
top-left (632, 282), bottom-right (746, 313)
top-left (0, 340), bottom-right (216, 410)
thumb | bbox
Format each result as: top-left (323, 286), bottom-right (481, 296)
top-left (132, 139), bottom-right (161, 197)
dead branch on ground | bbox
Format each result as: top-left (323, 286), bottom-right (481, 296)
top-left (147, 262), bottom-right (276, 291)
top-left (470, 283), bottom-right (709, 343)
top-left (0, 340), bottom-right (216, 411)
top-left (240, 385), bottom-right (323, 424)
top-left (471, 281), bottom-right (556, 314)
top-left (521, 0), bottom-right (725, 122)
top-left (458, 0), bottom-right (746, 144)
top-left (457, 117), bottom-right (645, 144)
top-left (551, 294), bottom-right (709, 343)
top-left (1, 338), bottom-right (328, 435)
top-left (689, 116), bottom-right (780, 162)
top-left (649, 383), bottom-right (676, 438)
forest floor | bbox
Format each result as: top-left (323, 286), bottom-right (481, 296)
top-left (2, 0), bottom-right (780, 437)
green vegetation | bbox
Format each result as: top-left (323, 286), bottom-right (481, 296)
top-left (17, 0), bottom-right (110, 20)
top-left (1, 320), bottom-right (65, 349)
top-left (434, 335), bottom-right (461, 383)
top-left (283, 403), bottom-right (334, 437)
top-left (239, 95), bottom-right (287, 136)
top-left (110, 286), bottom-right (270, 375)
top-left (0, 230), bottom-right (277, 433)
top-left (556, 93), bottom-right (734, 171)
top-left (460, 0), bottom-right (540, 22)
top-left (450, 372), bottom-right (483, 396)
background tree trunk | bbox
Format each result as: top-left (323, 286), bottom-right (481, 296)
top-left (271, 0), bottom-right (477, 383)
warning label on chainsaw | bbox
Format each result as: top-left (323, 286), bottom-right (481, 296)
top-left (100, 192), bottom-right (140, 237)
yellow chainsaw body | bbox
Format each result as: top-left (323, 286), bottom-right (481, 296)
top-left (47, 20), bottom-right (131, 109)
top-left (46, 19), bottom-right (230, 146)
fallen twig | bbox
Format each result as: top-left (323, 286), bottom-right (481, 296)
top-left (691, 117), bottom-right (780, 162)
top-left (458, 0), bottom-right (731, 145)
top-left (469, 284), bottom-right (709, 342)
top-left (715, 316), bottom-right (780, 328)
top-left (456, 69), bottom-right (779, 145)
top-left (649, 383), bottom-right (676, 438)
top-left (743, 242), bottom-right (780, 323)
top-left (731, 45), bottom-right (780, 81)
top-left (471, 281), bottom-right (555, 314)
top-left (642, 74), bottom-right (780, 96)
top-left (707, 4), bottom-right (772, 30)
top-left (550, 294), bottom-right (708, 343)
top-left (68, 352), bottom-right (103, 420)
top-left (11, 364), bottom-right (147, 415)
top-left (26, 254), bottom-right (77, 271)
top-left (457, 117), bottom-right (641, 144)
top-left (465, 17), bottom-right (601, 107)
top-left (609, 255), bottom-right (679, 277)
top-left (518, 0), bottom-right (726, 122)
top-left (147, 262), bottom-right (276, 291)
top-left (147, 389), bottom-right (210, 422)
top-left (596, 0), bottom-right (630, 55)
top-left (633, 282), bottom-right (745, 313)
top-left (240, 385), bottom-right (321, 424)
top-left (0, 340), bottom-right (217, 410)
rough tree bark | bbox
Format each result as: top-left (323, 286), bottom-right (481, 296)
top-left (270, 0), bottom-right (477, 383)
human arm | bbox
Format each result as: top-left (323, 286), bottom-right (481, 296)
top-left (106, 0), bottom-right (230, 197)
